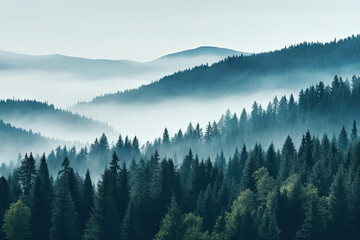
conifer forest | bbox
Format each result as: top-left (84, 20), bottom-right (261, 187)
top-left (1, 2), bottom-right (360, 240)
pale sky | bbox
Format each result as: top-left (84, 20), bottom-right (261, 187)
top-left (1, 0), bottom-right (359, 61)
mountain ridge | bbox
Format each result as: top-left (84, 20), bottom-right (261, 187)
top-left (86, 35), bottom-right (360, 104)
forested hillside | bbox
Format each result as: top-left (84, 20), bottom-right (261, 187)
top-left (90, 35), bottom-right (360, 104)
top-left (143, 75), bottom-right (360, 159)
top-left (0, 125), bottom-right (359, 240)
top-left (0, 75), bottom-right (359, 240)
top-left (0, 99), bottom-right (116, 141)
top-left (0, 120), bottom-right (63, 164)
top-left (5, 75), bottom-right (357, 177)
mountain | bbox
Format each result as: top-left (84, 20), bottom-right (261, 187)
top-left (87, 35), bottom-right (360, 104)
top-left (0, 99), bottom-right (116, 142)
top-left (0, 46), bottom-right (245, 79)
top-left (159, 46), bottom-right (243, 59)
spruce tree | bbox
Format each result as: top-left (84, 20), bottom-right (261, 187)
top-left (121, 200), bottom-right (142, 240)
top-left (83, 169), bottom-right (120, 240)
top-left (338, 126), bottom-right (349, 152)
top-left (327, 167), bottom-right (351, 240)
top-left (195, 185), bottom-right (215, 231)
top-left (19, 153), bottom-right (37, 198)
top-left (154, 197), bottom-right (182, 240)
top-left (241, 144), bottom-right (263, 191)
top-left (351, 120), bottom-right (358, 143)
top-left (31, 154), bottom-right (52, 240)
top-left (79, 169), bottom-right (94, 235)
top-left (2, 200), bottom-right (32, 240)
top-left (163, 128), bottom-right (170, 145)
top-left (49, 179), bottom-right (79, 240)
top-left (265, 143), bottom-right (278, 179)
top-left (119, 162), bottom-right (129, 224)
top-left (278, 136), bottom-right (296, 181)
top-left (0, 176), bottom-right (10, 240)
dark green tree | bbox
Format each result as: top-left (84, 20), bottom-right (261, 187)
top-left (79, 169), bottom-right (94, 235)
top-left (49, 180), bottom-right (79, 240)
top-left (0, 176), bottom-right (10, 240)
top-left (30, 154), bottom-right (52, 240)
top-left (83, 169), bottom-right (120, 240)
top-left (2, 200), bottom-right (32, 240)
top-left (351, 120), bottom-right (357, 143)
top-left (154, 197), bottom-right (182, 240)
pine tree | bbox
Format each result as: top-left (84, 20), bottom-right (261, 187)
top-left (265, 143), bottom-right (279, 179)
top-left (294, 185), bottom-right (325, 240)
top-left (351, 120), bottom-right (358, 143)
top-left (8, 170), bottom-right (21, 203)
top-left (195, 185), bottom-right (215, 231)
top-left (163, 128), bottom-right (170, 145)
top-left (79, 169), bottom-right (94, 235)
top-left (215, 151), bottom-right (226, 172)
top-left (83, 169), bottom-right (120, 240)
top-left (204, 122), bottom-right (213, 144)
top-left (227, 148), bottom-right (242, 184)
top-left (224, 189), bottom-right (257, 240)
top-left (278, 136), bottom-right (296, 181)
top-left (277, 177), bottom-right (304, 240)
top-left (31, 154), bottom-right (52, 240)
top-left (338, 126), bottom-right (349, 152)
top-left (180, 149), bottom-right (193, 187)
top-left (182, 213), bottom-right (209, 240)
top-left (49, 179), bottom-right (79, 240)
top-left (154, 197), bottom-right (182, 240)
top-left (109, 151), bottom-right (120, 176)
top-left (298, 131), bottom-right (314, 173)
top-left (327, 167), bottom-right (351, 240)
top-left (0, 176), bottom-right (10, 240)
top-left (2, 200), bottom-right (32, 240)
top-left (19, 153), bottom-right (37, 198)
top-left (119, 162), bottom-right (130, 224)
top-left (121, 200), bottom-right (142, 240)
top-left (241, 144), bottom-right (263, 191)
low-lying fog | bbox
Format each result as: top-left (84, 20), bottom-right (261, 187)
top-left (71, 90), bottom-right (294, 144)
top-left (0, 70), bottom-right (155, 108)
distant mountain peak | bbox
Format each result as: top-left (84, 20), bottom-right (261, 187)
top-left (156, 46), bottom-right (247, 60)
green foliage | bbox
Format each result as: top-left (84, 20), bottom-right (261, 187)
top-left (182, 213), bottom-right (209, 240)
top-left (83, 169), bottom-right (120, 240)
top-left (49, 179), bottom-right (79, 240)
top-left (154, 197), bottom-right (182, 240)
top-left (225, 189), bottom-right (257, 240)
top-left (2, 200), bottom-right (32, 240)
top-left (30, 154), bottom-right (52, 240)
top-left (0, 177), bottom-right (10, 240)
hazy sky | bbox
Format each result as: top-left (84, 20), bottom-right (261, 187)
top-left (1, 0), bottom-right (359, 61)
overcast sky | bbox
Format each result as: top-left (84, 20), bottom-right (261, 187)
top-left (1, 0), bottom-right (359, 61)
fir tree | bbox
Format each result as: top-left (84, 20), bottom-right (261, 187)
top-left (0, 176), bottom-right (10, 240)
top-left (338, 126), bottom-right (349, 152)
top-left (265, 143), bottom-right (279, 179)
top-left (49, 180), bottom-right (79, 240)
top-left (351, 120), bottom-right (357, 143)
top-left (83, 169), bottom-right (120, 240)
top-left (79, 169), bottom-right (94, 235)
top-left (163, 128), bottom-right (170, 145)
top-left (154, 197), bottom-right (182, 240)
top-left (327, 167), bottom-right (351, 240)
top-left (2, 200), bottom-right (32, 240)
top-left (31, 154), bottom-right (52, 240)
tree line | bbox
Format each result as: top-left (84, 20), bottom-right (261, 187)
top-left (2, 75), bottom-right (359, 179)
top-left (0, 124), bottom-right (359, 240)
top-left (91, 35), bottom-right (360, 103)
